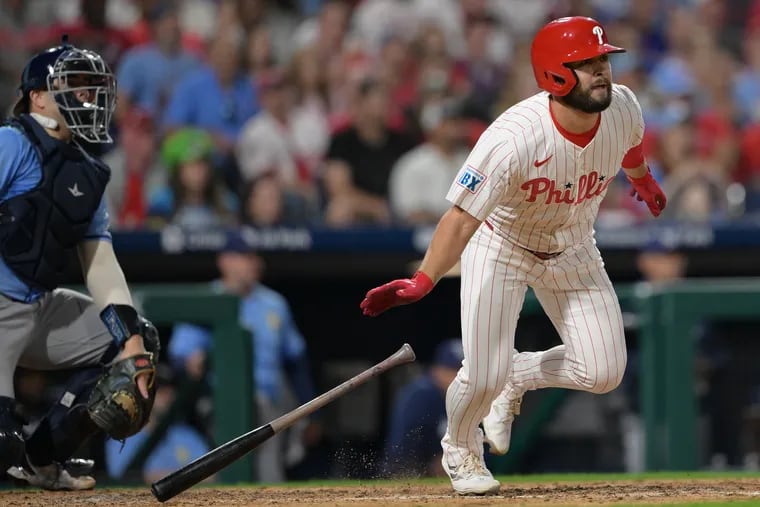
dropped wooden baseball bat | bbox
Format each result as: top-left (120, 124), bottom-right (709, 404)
top-left (151, 343), bottom-right (416, 502)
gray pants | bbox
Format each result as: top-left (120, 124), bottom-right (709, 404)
top-left (0, 288), bottom-right (112, 398)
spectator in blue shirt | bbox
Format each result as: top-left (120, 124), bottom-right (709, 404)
top-left (383, 338), bottom-right (464, 478)
top-left (114, 1), bottom-right (200, 125)
top-left (105, 364), bottom-right (212, 484)
top-left (168, 237), bottom-right (321, 482)
top-left (162, 27), bottom-right (259, 155)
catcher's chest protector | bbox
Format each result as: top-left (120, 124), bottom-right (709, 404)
top-left (0, 114), bottom-right (110, 291)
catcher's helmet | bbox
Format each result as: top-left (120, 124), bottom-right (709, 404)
top-left (531, 16), bottom-right (625, 97)
top-left (14, 35), bottom-right (116, 143)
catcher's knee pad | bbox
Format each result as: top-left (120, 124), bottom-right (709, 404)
top-left (0, 396), bottom-right (26, 470)
top-left (25, 367), bottom-right (101, 466)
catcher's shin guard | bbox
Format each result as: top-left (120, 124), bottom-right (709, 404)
top-left (0, 396), bottom-right (26, 470)
top-left (25, 367), bottom-right (102, 467)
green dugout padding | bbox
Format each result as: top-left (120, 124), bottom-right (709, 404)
top-left (131, 285), bottom-right (254, 483)
top-left (635, 279), bottom-right (760, 471)
top-left (124, 279), bottom-right (760, 482)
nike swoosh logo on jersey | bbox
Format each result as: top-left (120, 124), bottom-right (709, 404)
top-left (533, 155), bottom-right (553, 167)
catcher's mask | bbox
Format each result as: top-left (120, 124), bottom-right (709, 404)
top-left (46, 44), bottom-right (116, 143)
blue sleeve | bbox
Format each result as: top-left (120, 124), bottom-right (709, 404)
top-left (278, 298), bottom-right (305, 360)
top-left (104, 431), bottom-right (148, 478)
top-left (83, 196), bottom-right (112, 240)
top-left (144, 426), bottom-right (210, 475)
top-left (168, 323), bottom-right (213, 371)
top-left (116, 49), bottom-right (142, 100)
top-left (279, 300), bottom-right (314, 405)
top-left (162, 73), bottom-right (197, 130)
top-left (147, 186), bottom-right (175, 217)
top-left (0, 127), bottom-right (32, 197)
top-left (283, 354), bottom-right (316, 406)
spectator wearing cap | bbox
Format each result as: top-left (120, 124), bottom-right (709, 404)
top-left (147, 128), bottom-right (237, 230)
top-left (168, 238), bottom-right (322, 482)
top-left (389, 98), bottom-right (469, 225)
top-left (104, 364), bottom-right (213, 484)
top-left (322, 77), bottom-right (418, 227)
top-left (382, 338), bottom-right (464, 478)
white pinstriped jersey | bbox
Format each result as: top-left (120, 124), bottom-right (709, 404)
top-left (446, 84), bottom-right (644, 253)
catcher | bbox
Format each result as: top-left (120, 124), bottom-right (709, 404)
top-left (0, 37), bottom-right (157, 490)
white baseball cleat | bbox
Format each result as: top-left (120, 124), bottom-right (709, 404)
top-left (7, 461), bottom-right (96, 491)
top-left (442, 453), bottom-right (501, 495)
top-left (482, 384), bottom-right (523, 455)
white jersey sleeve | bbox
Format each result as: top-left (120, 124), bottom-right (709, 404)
top-left (616, 84), bottom-right (645, 150)
top-left (446, 129), bottom-right (515, 221)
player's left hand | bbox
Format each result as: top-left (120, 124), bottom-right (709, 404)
top-left (627, 169), bottom-right (667, 217)
top-left (361, 271), bottom-right (434, 316)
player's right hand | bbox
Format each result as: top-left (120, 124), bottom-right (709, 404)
top-left (360, 271), bottom-right (434, 316)
top-left (119, 334), bottom-right (151, 399)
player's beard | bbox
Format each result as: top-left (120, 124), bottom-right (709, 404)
top-left (560, 80), bottom-right (612, 113)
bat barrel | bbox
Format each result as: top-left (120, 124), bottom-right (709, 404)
top-left (152, 424), bottom-right (274, 502)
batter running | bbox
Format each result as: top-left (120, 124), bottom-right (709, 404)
top-left (0, 38), bottom-right (158, 490)
top-left (361, 16), bottom-right (666, 495)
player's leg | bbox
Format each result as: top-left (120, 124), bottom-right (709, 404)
top-left (11, 288), bottom-right (121, 490)
top-left (483, 240), bottom-right (626, 454)
top-left (0, 295), bottom-right (37, 472)
top-left (514, 240), bottom-right (627, 394)
top-left (440, 228), bottom-right (530, 494)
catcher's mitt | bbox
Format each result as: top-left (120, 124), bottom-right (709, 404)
top-left (87, 353), bottom-right (157, 440)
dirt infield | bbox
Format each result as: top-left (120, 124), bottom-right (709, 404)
top-left (0, 478), bottom-right (759, 506)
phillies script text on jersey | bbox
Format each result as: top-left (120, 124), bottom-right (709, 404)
top-left (521, 170), bottom-right (614, 204)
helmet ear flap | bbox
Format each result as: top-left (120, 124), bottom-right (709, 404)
top-left (543, 66), bottom-right (577, 96)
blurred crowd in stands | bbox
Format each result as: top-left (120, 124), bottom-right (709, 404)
top-left (3, 0), bottom-right (760, 231)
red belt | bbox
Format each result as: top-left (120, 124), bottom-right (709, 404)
top-left (526, 249), bottom-right (562, 260)
top-left (483, 220), bottom-right (562, 260)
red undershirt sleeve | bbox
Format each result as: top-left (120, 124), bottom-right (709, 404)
top-left (622, 142), bottom-right (644, 169)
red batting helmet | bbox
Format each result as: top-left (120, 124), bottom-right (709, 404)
top-left (530, 16), bottom-right (625, 97)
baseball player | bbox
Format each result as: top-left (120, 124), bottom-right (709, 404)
top-left (0, 37), bottom-right (159, 490)
top-left (361, 17), bottom-right (666, 495)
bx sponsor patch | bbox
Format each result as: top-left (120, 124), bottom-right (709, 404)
top-left (456, 166), bottom-right (486, 194)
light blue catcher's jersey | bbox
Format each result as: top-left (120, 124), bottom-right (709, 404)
top-left (0, 126), bottom-right (111, 302)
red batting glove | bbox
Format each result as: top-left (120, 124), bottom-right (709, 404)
top-left (627, 169), bottom-right (667, 217)
top-left (360, 271), bottom-right (434, 317)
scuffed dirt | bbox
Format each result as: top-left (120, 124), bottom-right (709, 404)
top-left (0, 478), bottom-right (759, 506)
